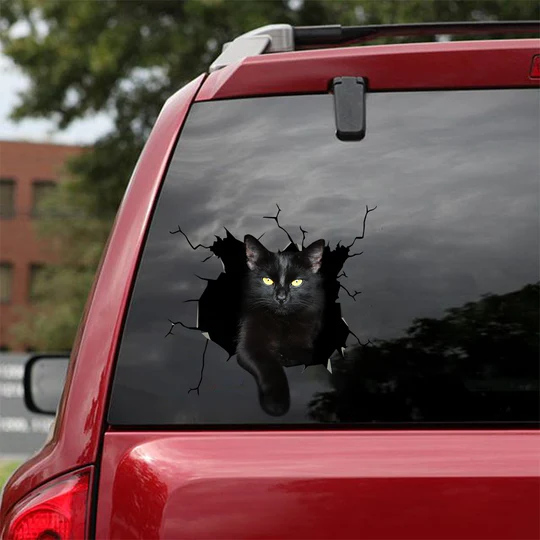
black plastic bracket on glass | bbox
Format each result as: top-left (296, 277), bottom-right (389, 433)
top-left (332, 76), bottom-right (366, 142)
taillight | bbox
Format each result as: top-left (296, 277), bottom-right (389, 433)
top-left (2, 468), bottom-right (90, 540)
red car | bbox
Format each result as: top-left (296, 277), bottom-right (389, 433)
top-left (1, 21), bottom-right (539, 540)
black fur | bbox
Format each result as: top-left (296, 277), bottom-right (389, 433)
top-left (237, 235), bottom-right (325, 416)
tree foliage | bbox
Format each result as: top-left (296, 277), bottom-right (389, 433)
top-left (309, 283), bottom-right (540, 423)
top-left (1, 0), bottom-right (538, 349)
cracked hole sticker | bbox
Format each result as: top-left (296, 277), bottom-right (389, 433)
top-left (167, 204), bottom-right (376, 416)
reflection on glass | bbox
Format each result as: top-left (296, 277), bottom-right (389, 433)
top-left (310, 283), bottom-right (539, 423)
top-left (109, 89), bottom-right (539, 426)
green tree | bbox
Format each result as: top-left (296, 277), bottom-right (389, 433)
top-left (1, 0), bottom-right (538, 350)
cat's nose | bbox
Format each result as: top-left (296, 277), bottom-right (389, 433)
top-left (276, 290), bottom-right (287, 304)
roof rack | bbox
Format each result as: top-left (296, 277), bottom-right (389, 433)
top-left (209, 20), bottom-right (540, 72)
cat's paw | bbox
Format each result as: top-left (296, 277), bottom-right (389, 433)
top-left (259, 391), bottom-right (290, 417)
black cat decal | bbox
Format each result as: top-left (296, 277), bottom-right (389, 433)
top-left (237, 235), bottom-right (325, 415)
top-left (167, 204), bottom-right (376, 416)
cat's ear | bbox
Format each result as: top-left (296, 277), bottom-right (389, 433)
top-left (244, 234), bottom-right (268, 271)
top-left (303, 239), bottom-right (325, 273)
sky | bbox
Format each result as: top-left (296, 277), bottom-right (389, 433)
top-left (0, 52), bottom-right (113, 145)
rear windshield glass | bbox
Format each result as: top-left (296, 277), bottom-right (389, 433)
top-left (108, 89), bottom-right (539, 426)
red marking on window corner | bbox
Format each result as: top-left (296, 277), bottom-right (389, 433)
top-left (530, 55), bottom-right (540, 79)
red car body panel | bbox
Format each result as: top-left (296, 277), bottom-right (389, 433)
top-left (2, 36), bottom-right (540, 538)
top-left (197, 39), bottom-right (540, 101)
top-left (94, 430), bottom-right (540, 539)
top-left (0, 74), bottom-right (206, 520)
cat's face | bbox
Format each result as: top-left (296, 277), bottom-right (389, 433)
top-left (244, 235), bottom-right (325, 313)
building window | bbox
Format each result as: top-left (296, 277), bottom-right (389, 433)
top-left (0, 263), bottom-right (13, 303)
top-left (0, 178), bottom-right (16, 218)
top-left (32, 180), bottom-right (57, 217)
top-left (29, 264), bottom-right (46, 303)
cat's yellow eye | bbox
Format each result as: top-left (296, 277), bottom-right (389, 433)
top-left (291, 279), bottom-right (303, 287)
top-left (262, 277), bottom-right (274, 286)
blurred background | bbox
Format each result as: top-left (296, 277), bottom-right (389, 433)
top-left (0, 0), bottom-right (538, 484)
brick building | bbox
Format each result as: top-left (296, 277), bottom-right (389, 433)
top-left (0, 140), bottom-right (84, 351)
